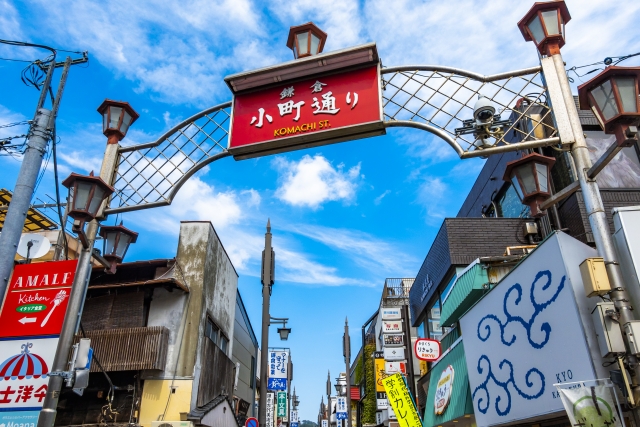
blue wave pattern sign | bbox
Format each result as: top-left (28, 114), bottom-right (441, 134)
top-left (459, 233), bottom-right (599, 427)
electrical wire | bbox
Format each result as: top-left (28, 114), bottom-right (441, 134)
top-left (566, 51), bottom-right (640, 82)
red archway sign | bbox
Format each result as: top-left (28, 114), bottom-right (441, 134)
top-left (246, 417), bottom-right (258, 427)
top-left (415, 338), bottom-right (441, 361)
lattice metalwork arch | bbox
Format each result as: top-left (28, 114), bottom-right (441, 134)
top-left (106, 65), bottom-right (562, 214)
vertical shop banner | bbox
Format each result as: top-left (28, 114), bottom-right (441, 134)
top-left (276, 391), bottom-right (287, 417)
top-left (555, 380), bottom-right (624, 427)
top-left (266, 393), bottom-right (275, 427)
top-left (374, 352), bottom-right (388, 409)
top-left (0, 260), bottom-right (77, 338)
top-left (322, 420), bottom-right (328, 427)
top-left (336, 396), bottom-right (347, 420)
top-left (268, 349), bottom-right (289, 390)
top-left (381, 373), bottom-right (422, 427)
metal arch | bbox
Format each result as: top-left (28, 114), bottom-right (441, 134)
top-left (381, 64), bottom-right (562, 158)
top-left (105, 64), bottom-right (563, 214)
top-left (105, 101), bottom-right (232, 215)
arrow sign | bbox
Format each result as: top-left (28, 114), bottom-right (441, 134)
top-left (19, 317), bottom-right (37, 324)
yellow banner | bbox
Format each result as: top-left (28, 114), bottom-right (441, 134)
top-left (381, 373), bottom-right (422, 427)
top-left (375, 357), bottom-right (388, 392)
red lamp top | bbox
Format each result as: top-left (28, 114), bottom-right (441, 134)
top-left (97, 99), bottom-right (140, 141)
top-left (286, 22), bottom-right (328, 59)
top-left (577, 66), bottom-right (640, 111)
top-left (517, 1), bottom-right (571, 42)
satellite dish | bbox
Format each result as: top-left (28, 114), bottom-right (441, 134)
top-left (17, 234), bottom-right (51, 259)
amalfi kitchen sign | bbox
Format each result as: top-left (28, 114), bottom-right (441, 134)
top-left (225, 43), bottom-right (384, 159)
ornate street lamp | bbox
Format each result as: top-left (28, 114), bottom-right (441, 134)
top-left (61, 172), bottom-right (114, 223)
top-left (577, 66), bottom-right (640, 142)
top-left (287, 22), bottom-right (327, 59)
top-left (517, 0), bottom-right (571, 56)
top-left (99, 222), bottom-right (138, 267)
top-left (278, 326), bottom-right (291, 340)
top-left (61, 172), bottom-right (115, 248)
top-left (503, 153), bottom-right (556, 217)
top-left (97, 99), bottom-right (140, 144)
top-left (293, 388), bottom-right (300, 409)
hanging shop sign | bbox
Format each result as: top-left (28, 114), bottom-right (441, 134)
top-left (376, 392), bottom-right (388, 410)
top-left (0, 337), bottom-right (58, 412)
top-left (381, 308), bottom-right (402, 320)
top-left (290, 410), bottom-right (299, 423)
top-left (322, 420), bottom-right (328, 427)
top-left (0, 260), bottom-right (78, 339)
top-left (277, 391), bottom-right (288, 417)
top-left (434, 365), bottom-right (454, 415)
top-left (384, 361), bottom-right (406, 375)
top-left (227, 64), bottom-right (384, 160)
top-left (459, 233), bottom-right (599, 427)
top-left (336, 396), bottom-right (347, 420)
top-left (381, 373), bottom-right (422, 427)
top-left (266, 393), bottom-right (275, 427)
top-left (381, 321), bottom-right (402, 334)
top-left (415, 338), bottom-right (441, 361)
top-left (383, 347), bottom-right (405, 361)
top-left (268, 349), bottom-right (289, 390)
top-left (555, 379), bottom-right (623, 427)
top-left (383, 334), bottom-right (404, 347)
top-left (374, 353), bottom-right (387, 392)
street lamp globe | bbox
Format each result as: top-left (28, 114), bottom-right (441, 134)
top-left (287, 22), bottom-right (327, 59)
top-left (277, 327), bottom-right (291, 340)
top-left (517, 0), bottom-right (571, 56)
top-left (97, 99), bottom-right (140, 143)
top-left (503, 153), bottom-right (556, 218)
top-left (61, 172), bottom-right (114, 222)
top-left (577, 66), bottom-right (640, 142)
top-left (99, 222), bottom-right (139, 265)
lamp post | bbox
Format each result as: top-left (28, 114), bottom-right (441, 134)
top-left (343, 318), bottom-right (352, 427)
top-left (326, 370), bottom-right (332, 427)
top-left (518, 0), bottom-right (640, 408)
top-left (37, 101), bottom-right (139, 427)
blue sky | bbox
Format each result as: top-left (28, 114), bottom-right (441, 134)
top-left (1, 0), bottom-right (639, 421)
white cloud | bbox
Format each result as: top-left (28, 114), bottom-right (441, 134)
top-left (273, 154), bottom-right (361, 208)
top-left (374, 190), bottom-right (390, 205)
top-left (276, 247), bottom-right (371, 287)
top-left (417, 177), bottom-right (449, 224)
top-left (289, 224), bottom-right (417, 275)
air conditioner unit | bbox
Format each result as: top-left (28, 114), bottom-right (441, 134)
top-left (152, 421), bottom-right (193, 427)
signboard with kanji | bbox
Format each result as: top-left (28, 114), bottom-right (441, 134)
top-left (414, 338), bottom-right (441, 361)
top-left (381, 321), bottom-right (402, 333)
top-left (228, 65), bottom-right (384, 159)
top-left (0, 260), bottom-right (77, 338)
top-left (0, 337), bottom-right (57, 412)
top-left (336, 396), bottom-right (347, 419)
top-left (381, 373), bottom-right (422, 427)
top-left (268, 349), bottom-right (289, 390)
top-left (266, 393), bottom-right (275, 427)
top-left (276, 391), bottom-right (287, 417)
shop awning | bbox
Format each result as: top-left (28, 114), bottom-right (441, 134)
top-left (423, 338), bottom-right (473, 427)
top-left (440, 262), bottom-right (490, 328)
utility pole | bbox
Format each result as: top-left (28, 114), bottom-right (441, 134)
top-left (259, 219), bottom-right (275, 427)
top-left (326, 370), bottom-right (332, 427)
top-left (0, 54), bottom-right (78, 302)
top-left (344, 318), bottom-right (352, 427)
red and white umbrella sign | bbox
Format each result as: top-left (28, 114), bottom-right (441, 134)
top-left (0, 260), bottom-right (77, 338)
top-left (415, 338), bottom-right (441, 361)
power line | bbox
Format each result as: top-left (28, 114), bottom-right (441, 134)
top-left (566, 51), bottom-right (640, 82)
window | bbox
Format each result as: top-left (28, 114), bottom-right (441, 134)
top-left (416, 317), bottom-right (426, 339)
top-left (250, 356), bottom-right (256, 389)
top-left (205, 316), bottom-right (229, 354)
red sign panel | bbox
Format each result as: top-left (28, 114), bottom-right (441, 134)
top-left (0, 260), bottom-right (78, 338)
top-left (415, 338), bottom-right (441, 361)
top-left (229, 65), bottom-right (384, 159)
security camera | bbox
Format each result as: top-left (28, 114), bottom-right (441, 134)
top-left (473, 96), bottom-right (496, 125)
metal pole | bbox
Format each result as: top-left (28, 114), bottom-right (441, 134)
top-left (543, 52), bottom-right (640, 406)
top-left (344, 318), bottom-right (352, 427)
top-left (37, 143), bottom-right (120, 427)
top-left (259, 220), bottom-right (274, 427)
top-left (0, 107), bottom-right (51, 300)
top-left (327, 370), bottom-right (331, 427)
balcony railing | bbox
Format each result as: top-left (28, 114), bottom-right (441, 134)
top-left (73, 326), bottom-right (169, 372)
top-left (381, 278), bottom-right (414, 306)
